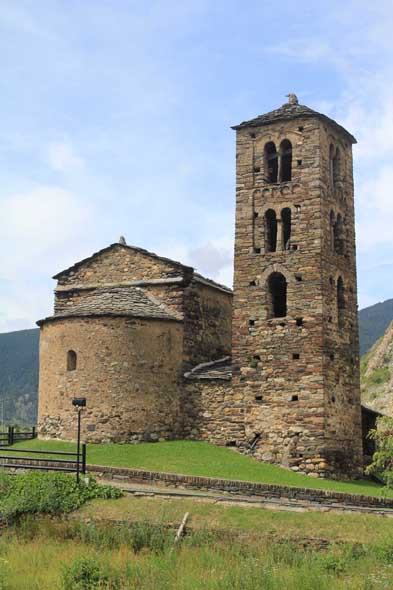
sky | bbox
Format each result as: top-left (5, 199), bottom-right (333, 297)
top-left (0, 0), bottom-right (392, 332)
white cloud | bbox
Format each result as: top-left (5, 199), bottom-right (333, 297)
top-left (189, 240), bottom-right (233, 288)
top-left (47, 142), bottom-right (84, 172)
top-left (0, 185), bottom-right (91, 277)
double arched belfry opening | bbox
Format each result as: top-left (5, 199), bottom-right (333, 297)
top-left (264, 139), bottom-right (292, 183)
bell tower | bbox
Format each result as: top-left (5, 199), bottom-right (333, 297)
top-left (231, 95), bottom-right (363, 477)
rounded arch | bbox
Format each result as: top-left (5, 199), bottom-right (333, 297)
top-left (260, 263), bottom-right (295, 285)
top-left (67, 350), bottom-right (77, 371)
top-left (280, 139), bottom-right (292, 182)
top-left (264, 141), bottom-right (278, 183)
top-left (267, 272), bottom-right (287, 318)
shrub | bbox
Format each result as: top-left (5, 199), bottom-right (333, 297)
top-left (366, 416), bottom-right (393, 489)
top-left (0, 471), bottom-right (122, 519)
top-left (61, 556), bottom-right (121, 590)
top-left (365, 367), bottom-right (391, 386)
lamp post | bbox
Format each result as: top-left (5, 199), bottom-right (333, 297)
top-left (72, 398), bottom-right (86, 483)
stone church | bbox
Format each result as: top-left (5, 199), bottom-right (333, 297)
top-left (37, 94), bottom-right (364, 478)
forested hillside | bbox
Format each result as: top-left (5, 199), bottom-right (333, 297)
top-left (0, 328), bottom-right (39, 425)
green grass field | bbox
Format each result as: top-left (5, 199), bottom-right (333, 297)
top-left (75, 494), bottom-right (393, 544)
top-left (8, 439), bottom-right (390, 498)
top-left (3, 505), bottom-right (393, 589)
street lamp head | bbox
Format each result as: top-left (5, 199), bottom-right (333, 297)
top-left (72, 398), bottom-right (86, 408)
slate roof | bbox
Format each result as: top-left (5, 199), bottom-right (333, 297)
top-left (232, 99), bottom-right (357, 144)
top-left (184, 356), bottom-right (232, 380)
top-left (37, 286), bottom-right (181, 325)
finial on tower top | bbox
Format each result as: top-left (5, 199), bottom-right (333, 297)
top-left (118, 235), bottom-right (126, 245)
top-left (286, 93), bottom-right (298, 105)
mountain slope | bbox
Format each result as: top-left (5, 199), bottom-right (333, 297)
top-left (361, 321), bottom-right (393, 416)
top-left (0, 328), bottom-right (39, 424)
top-left (359, 298), bottom-right (393, 356)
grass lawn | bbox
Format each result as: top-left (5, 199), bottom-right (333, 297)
top-left (7, 439), bottom-right (391, 498)
top-left (75, 495), bottom-right (393, 544)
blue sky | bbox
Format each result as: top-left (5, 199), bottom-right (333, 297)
top-left (0, 0), bottom-right (392, 332)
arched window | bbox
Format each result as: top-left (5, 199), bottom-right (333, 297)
top-left (67, 350), bottom-right (77, 371)
top-left (265, 209), bottom-right (277, 252)
top-left (330, 210), bottom-right (335, 250)
top-left (334, 214), bottom-right (344, 255)
top-left (264, 142), bottom-right (278, 183)
top-left (337, 277), bottom-right (345, 328)
top-left (333, 147), bottom-right (341, 184)
top-left (281, 208), bottom-right (291, 250)
top-left (267, 272), bottom-right (287, 318)
top-left (280, 139), bottom-right (292, 182)
top-left (329, 144), bottom-right (335, 186)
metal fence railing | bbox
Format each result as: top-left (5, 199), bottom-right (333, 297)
top-left (0, 426), bottom-right (36, 446)
top-left (0, 443), bottom-right (87, 476)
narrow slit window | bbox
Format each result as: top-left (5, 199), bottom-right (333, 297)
top-left (333, 147), bottom-right (341, 184)
top-left (281, 207), bottom-right (291, 250)
top-left (337, 276), bottom-right (345, 329)
top-left (265, 209), bottom-right (277, 252)
top-left (264, 142), bottom-right (278, 183)
top-left (267, 272), bottom-right (287, 318)
top-left (280, 139), bottom-right (292, 182)
top-left (67, 350), bottom-right (77, 372)
top-left (334, 214), bottom-right (345, 255)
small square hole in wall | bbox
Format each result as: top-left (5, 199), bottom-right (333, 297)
top-left (329, 277), bottom-right (334, 285)
top-left (295, 204), bottom-right (301, 213)
top-left (253, 354), bottom-right (261, 361)
top-left (298, 126), bottom-right (304, 132)
top-left (328, 316), bottom-right (333, 323)
top-left (330, 353), bottom-right (335, 361)
top-left (254, 166), bottom-right (261, 173)
top-left (297, 159), bottom-right (302, 166)
top-left (226, 441), bottom-right (237, 447)
top-left (250, 132), bottom-right (256, 138)
top-left (255, 395), bottom-right (263, 403)
top-left (292, 353), bottom-right (300, 360)
top-left (296, 318), bottom-right (304, 327)
top-left (249, 319), bottom-right (255, 326)
top-left (253, 211), bottom-right (259, 218)
top-left (331, 396), bottom-right (336, 403)
top-left (295, 274), bottom-right (303, 282)
top-left (292, 244), bottom-right (298, 251)
top-left (254, 247), bottom-right (261, 254)
top-left (249, 280), bottom-right (256, 286)
top-left (291, 395), bottom-right (299, 402)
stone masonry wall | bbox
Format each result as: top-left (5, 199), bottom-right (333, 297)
top-left (182, 281), bottom-right (232, 370)
top-left (38, 316), bottom-right (184, 442)
top-left (319, 126), bottom-right (363, 470)
top-left (231, 112), bottom-right (362, 478)
top-left (181, 378), bottom-right (244, 444)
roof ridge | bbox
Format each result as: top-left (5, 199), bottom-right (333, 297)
top-left (232, 100), bottom-right (356, 143)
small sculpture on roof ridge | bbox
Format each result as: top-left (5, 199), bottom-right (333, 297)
top-left (118, 235), bottom-right (127, 245)
top-left (286, 93), bottom-right (298, 105)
